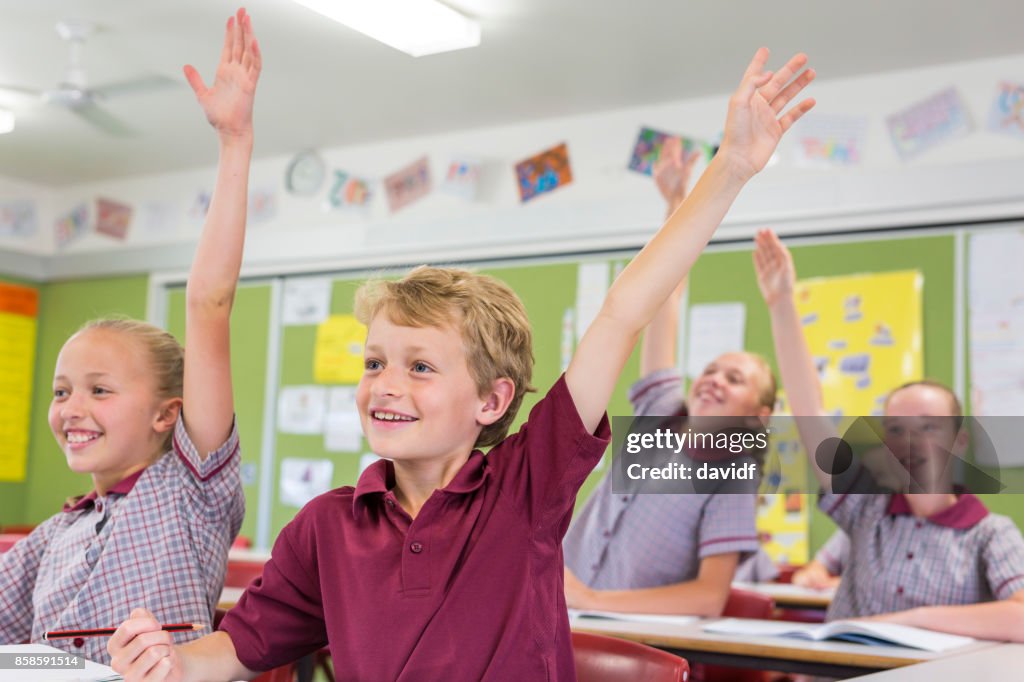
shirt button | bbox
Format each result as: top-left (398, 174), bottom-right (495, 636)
top-left (621, 496), bottom-right (629, 503)
top-left (602, 530), bottom-right (612, 538)
top-left (906, 552), bottom-right (914, 560)
top-left (386, 499), bottom-right (395, 508)
top-left (410, 541), bottom-right (423, 554)
top-left (73, 637), bottom-right (85, 648)
top-left (915, 521), bottom-right (924, 529)
top-left (95, 502), bottom-right (103, 513)
top-left (896, 586), bottom-right (904, 595)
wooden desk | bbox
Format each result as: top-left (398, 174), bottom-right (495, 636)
top-left (733, 581), bottom-right (834, 609)
top-left (571, 616), bottom-right (998, 679)
top-left (852, 643), bottom-right (1024, 681)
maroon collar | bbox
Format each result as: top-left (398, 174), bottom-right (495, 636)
top-left (353, 451), bottom-right (490, 517)
top-left (62, 469), bottom-right (145, 513)
top-left (887, 492), bottom-right (989, 529)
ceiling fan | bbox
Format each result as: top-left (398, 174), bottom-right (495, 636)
top-left (0, 19), bottom-right (180, 136)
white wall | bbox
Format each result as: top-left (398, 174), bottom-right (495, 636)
top-left (3, 52), bottom-right (1024, 281)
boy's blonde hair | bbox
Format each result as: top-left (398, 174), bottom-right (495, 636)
top-left (78, 318), bottom-right (184, 450)
top-left (354, 266), bottom-right (536, 448)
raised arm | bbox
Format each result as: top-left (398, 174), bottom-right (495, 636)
top-left (567, 49), bottom-right (815, 432)
top-left (182, 8), bottom-right (261, 456)
top-left (753, 229), bottom-right (838, 489)
top-left (639, 138), bottom-right (701, 378)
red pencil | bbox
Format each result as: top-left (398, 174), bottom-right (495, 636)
top-left (43, 623), bottom-right (206, 640)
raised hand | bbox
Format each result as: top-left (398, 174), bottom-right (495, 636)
top-left (183, 8), bottom-right (262, 140)
top-left (752, 228), bottom-right (795, 308)
top-left (718, 49), bottom-right (815, 180)
top-left (652, 136), bottom-right (701, 210)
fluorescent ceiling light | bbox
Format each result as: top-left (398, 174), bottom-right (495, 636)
top-left (0, 108), bottom-right (14, 135)
top-left (291, 0), bottom-right (480, 57)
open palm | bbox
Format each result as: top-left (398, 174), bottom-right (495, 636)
top-left (753, 228), bottom-right (795, 307)
top-left (720, 49), bottom-right (815, 179)
top-left (184, 8), bottom-right (261, 139)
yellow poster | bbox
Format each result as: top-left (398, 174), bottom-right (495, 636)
top-left (0, 283), bottom-right (39, 482)
top-left (757, 270), bottom-right (923, 564)
top-left (314, 314), bottom-right (366, 384)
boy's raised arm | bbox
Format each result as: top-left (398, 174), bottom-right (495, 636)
top-left (567, 49), bottom-right (815, 433)
top-left (182, 8), bottom-right (261, 457)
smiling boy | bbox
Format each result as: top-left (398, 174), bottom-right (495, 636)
top-left (109, 46), bottom-right (815, 681)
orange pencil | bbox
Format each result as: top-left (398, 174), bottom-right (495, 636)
top-left (43, 623), bottom-right (206, 640)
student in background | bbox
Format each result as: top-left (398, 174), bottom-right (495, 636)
top-left (754, 228), bottom-right (1024, 641)
top-left (562, 138), bottom-right (780, 615)
top-left (792, 530), bottom-right (848, 590)
top-left (0, 8), bottom-right (257, 664)
top-left (108, 47), bottom-right (815, 681)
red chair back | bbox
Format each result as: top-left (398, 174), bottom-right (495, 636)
top-left (224, 560), bottom-right (265, 588)
top-left (0, 533), bottom-right (27, 553)
top-left (572, 631), bottom-right (688, 682)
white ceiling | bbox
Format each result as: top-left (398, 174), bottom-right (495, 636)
top-left (0, 0), bottom-right (1021, 187)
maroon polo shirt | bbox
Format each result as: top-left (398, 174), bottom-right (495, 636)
top-left (220, 375), bottom-right (610, 680)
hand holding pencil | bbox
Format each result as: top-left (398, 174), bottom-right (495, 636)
top-left (108, 608), bottom-right (186, 681)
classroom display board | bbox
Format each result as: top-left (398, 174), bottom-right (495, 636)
top-left (0, 283), bottom-right (39, 482)
top-left (158, 232), bottom-right (959, 553)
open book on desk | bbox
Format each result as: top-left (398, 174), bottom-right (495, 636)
top-left (0, 644), bottom-right (122, 681)
top-left (569, 609), bottom-right (699, 628)
top-left (703, 618), bottom-right (974, 652)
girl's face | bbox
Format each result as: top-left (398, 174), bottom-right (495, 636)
top-left (48, 328), bottom-right (178, 493)
top-left (883, 384), bottom-right (966, 492)
top-left (688, 352), bottom-right (772, 419)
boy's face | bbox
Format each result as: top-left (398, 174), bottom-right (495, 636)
top-left (883, 384), bottom-right (966, 491)
top-left (357, 313), bottom-right (490, 467)
top-left (48, 329), bottom-right (170, 489)
top-left (687, 353), bottom-right (771, 419)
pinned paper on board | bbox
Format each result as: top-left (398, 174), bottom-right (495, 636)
top-left (515, 142), bottom-right (572, 202)
top-left (95, 197), bottom-right (133, 240)
top-left (987, 81), bottom-right (1024, 138)
top-left (792, 114), bottom-right (867, 167)
top-left (280, 457), bottom-right (334, 508)
top-left (627, 127), bottom-right (707, 176)
top-left (0, 200), bottom-right (37, 237)
top-left (314, 314), bottom-right (367, 384)
top-left (886, 87), bottom-right (972, 159)
top-left (324, 386), bottom-right (363, 453)
top-left (0, 282), bottom-right (38, 482)
top-left (575, 262), bottom-right (609, 343)
top-left (277, 385), bottom-right (327, 435)
top-left (685, 303), bottom-right (746, 380)
top-left (384, 157), bottom-right (431, 212)
top-left (282, 277), bottom-right (332, 326)
top-left (441, 158), bottom-right (481, 200)
top-left (55, 203), bottom-right (89, 249)
top-left (325, 170), bottom-right (372, 210)
top-left (140, 201), bottom-right (179, 237)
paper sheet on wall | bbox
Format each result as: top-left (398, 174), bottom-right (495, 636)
top-left (685, 303), bottom-right (745, 380)
top-left (575, 262), bottom-right (609, 343)
top-left (277, 385), bottom-right (327, 434)
top-left (324, 386), bottom-right (363, 452)
top-left (314, 314), bottom-right (367, 384)
top-left (0, 283), bottom-right (38, 482)
top-left (968, 231), bottom-right (1024, 434)
top-left (279, 457), bottom-right (334, 508)
top-left (283, 277), bottom-right (332, 325)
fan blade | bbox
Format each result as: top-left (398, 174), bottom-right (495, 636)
top-left (93, 74), bottom-right (180, 99)
top-left (72, 102), bottom-right (137, 136)
top-left (0, 84), bottom-right (43, 100)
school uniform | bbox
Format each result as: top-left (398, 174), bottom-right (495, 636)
top-left (219, 375), bottom-right (610, 681)
top-left (0, 417), bottom-right (243, 665)
top-left (563, 368), bottom-right (760, 590)
top-left (822, 491), bottom-right (1024, 621)
top-left (815, 529), bottom-right (849, 576)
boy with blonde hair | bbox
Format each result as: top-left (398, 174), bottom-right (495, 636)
top-left (109, 46), bottom-right (814, 681)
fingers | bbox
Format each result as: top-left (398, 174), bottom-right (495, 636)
top-left (108, 610), bottom-right (174, 679)
top-left (220, 16), bottom-right (234, 67)
top-left (231, 9), bottom-right (244, 64)
top-left (769, 67), bottom-right (815, 114)
top-left (778, 97), bottom-right (816, 133)
top-left (759, 53), bottom-right (808, 102)
top-left (182, 65), bottom-right (207, 99)
top-left (733, 47), bottom-right (771, 105)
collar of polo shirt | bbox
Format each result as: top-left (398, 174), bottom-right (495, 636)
top-left (887, 490), bottom-right (989, 529)
top-left (62, 468), bottom-right (145, 513)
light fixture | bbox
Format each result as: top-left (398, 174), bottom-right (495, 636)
top-left (0, 108), bottom-right (14, 135)
top-left (290, 0), bottom-right (480, 57)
